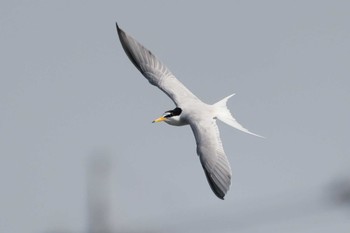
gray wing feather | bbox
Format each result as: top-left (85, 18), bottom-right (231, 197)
top-left (190, 119), bottom-right (232, 199)
top-left (116, 23), bottom-right (198, 106)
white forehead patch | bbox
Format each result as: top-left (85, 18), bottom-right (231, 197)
top-left (163, 112), bottom-right (172, 118)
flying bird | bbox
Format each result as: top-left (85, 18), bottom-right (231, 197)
top-left (116, 23), bottom-right (262, 199)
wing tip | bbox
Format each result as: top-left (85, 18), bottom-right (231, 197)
top-left (203, 166), bottom-right (229, 200)
top-left (218, 195), bottom-right (225, 200)
top-left (116, 22), bottom-right (122, 34)
top-left (212, 187), bottom-right (226, 200)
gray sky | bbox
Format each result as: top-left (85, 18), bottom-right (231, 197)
top-left (1, 1), bottom-right (350, 233)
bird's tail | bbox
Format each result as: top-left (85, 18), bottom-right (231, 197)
top-left (213, 94), bottom-right (264, 138)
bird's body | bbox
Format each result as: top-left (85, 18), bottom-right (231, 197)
top-left (116, 23), bottom-right (262, 199)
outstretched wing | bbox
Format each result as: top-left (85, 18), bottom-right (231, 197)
top-left (190, 119), bottom-right (232, 199)
top-left (116, 23), bottom-right (198, 106)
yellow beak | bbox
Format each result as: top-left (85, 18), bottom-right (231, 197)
top-left (152, 116), bottom-right (166, 123)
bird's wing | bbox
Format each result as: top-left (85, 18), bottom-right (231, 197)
top-left (190, 119), bottom-right (232, 199)
top-left (116, 23), bottom-right (199, 106)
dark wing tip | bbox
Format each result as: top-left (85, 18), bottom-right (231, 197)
top-left (203, 166), bottom-right (226, 200)
top-left (116, 22), bottom-right (123, 36)
top-left (115, 23), bottom-right (145, 74)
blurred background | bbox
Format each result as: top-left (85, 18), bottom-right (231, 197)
top-left (1, 1), bottom-right (349, 232)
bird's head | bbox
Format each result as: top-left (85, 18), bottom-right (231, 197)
top-left (152, 107), bottom-right (183, 126)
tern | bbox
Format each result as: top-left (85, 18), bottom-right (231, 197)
top-left (116, 23), bottom-right (262, 199)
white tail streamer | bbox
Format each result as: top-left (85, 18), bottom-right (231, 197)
top-left (213, 94), bottom-right (264, 138)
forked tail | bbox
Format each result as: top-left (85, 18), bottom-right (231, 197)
top-left (213, 94), bottom-right (264, 138)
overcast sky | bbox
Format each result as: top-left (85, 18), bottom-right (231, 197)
top-left (1, 1), bottom-right (350, 233)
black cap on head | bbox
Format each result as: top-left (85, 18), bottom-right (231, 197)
top-left (164, 107), bottom-right (182, 118)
